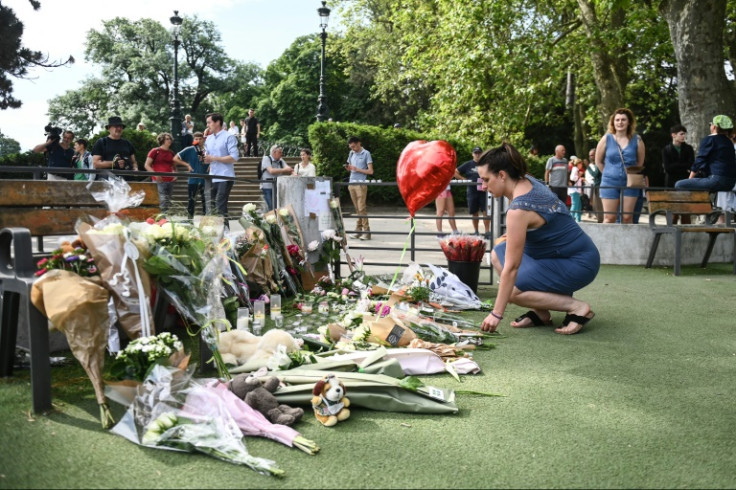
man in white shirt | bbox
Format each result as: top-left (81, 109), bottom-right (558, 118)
top-left (260, 145), bottom-right (293, 210)
top-left (204, 112), bottom-right (239, 227)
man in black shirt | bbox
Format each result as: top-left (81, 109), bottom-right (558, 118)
top-left (243, 108), bottom-right (261, 157)
top-left (662, 124), bottom-right (694, 188)
top-left (91, 116), bottom-right (139, 180)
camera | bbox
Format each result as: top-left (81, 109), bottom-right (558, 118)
top-left (44, 123), bottom-right (62, 143)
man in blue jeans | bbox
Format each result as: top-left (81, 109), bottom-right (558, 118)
top-left (455, 147), bottom-right (491, 236)
top-left (260, 145), bottom-right (293, 210)
top-left (204, 112), bottom-right (239, 228)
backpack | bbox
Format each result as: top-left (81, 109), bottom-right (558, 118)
top-left (258, 155), bottom-right (281, 180)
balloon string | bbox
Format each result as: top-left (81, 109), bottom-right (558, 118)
top-left (386, 217), bottom-right (415, 294)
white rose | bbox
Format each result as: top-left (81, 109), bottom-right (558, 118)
top-left (329, 199), bottom-right (339, 209)
top-left (278, 208), bottom-right (289, 217)
top-left (307, 240), bottom-right (320, 252)
top-left (160, 222), bottom-right (174, 238)
top-left (243, 203), bottom-right (257, 215)
top-left (265, 214), bottom-right (277, 224)
top-left (322, 229), bottom-right (336, 241)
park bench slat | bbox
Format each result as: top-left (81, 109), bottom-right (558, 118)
top-left (0, 180), bottom-right (160, 207)
top-left (0, 208), bottom-right (159, 236)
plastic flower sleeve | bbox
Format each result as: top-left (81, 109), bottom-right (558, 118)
top-left (86, 175), bottom-right (145, 214)
top-left (110, 365), bottom-right (283, 476)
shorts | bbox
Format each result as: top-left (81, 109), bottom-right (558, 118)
top-left (467, 191), bottom-right (487, 214)
top-left (599, 173), bottom-right (642, 199)
top-left (436, 189), bottom-right (452, 199)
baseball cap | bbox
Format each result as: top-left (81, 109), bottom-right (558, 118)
top-left (472, 146), bottom-right (483, 154)
top-left (712, 115), bottom-right (733, 129)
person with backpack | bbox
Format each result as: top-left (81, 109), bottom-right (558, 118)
top-left (72, 138), bottom-right (94, 182)
top-left (259, 144), bottom-right (293, 211)
top-left (144, 132), bottom-right (192, 213)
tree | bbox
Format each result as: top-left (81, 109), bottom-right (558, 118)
top-left (661, 0), bottom-right (736, 147)
top-left (48, 16), bottom-right (258, 136)
top-left (0, 129), bottom-right (21, 156)
top-left (0, 0), bottom-right (73, 109)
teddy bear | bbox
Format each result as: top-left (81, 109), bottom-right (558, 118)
top-left (311, 374), bottom-right (350, 427)
top-left (229, 368), bottom-right (304, 426)
top-left (218, 328), bottom-right (301, 366)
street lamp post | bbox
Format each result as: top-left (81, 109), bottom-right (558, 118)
top-left (169, 10), bottom-right (183, 150)
top-left (316, 1), bottom-right (331, 122)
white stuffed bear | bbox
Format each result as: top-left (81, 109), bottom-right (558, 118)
top-left (218, 328), bottom-right (301, 366)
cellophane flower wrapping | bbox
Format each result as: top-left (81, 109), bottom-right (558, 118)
top-left (132, 217), bottom-right (232, 379)
top-left (30, 269), bottom-right (114, 427)
top-left (234, 226), bottom-right (279, 296)
top-left (76, 176), bottom-right (154, 340)
top-left (110, 364), bottom-right (283, 476)
top-left (439, 234), bottom-right (487, 262)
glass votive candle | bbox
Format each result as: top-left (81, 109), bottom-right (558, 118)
top-left (270, 294), bottom-right (281, 318)
top-left (301, 302), bottom-right (313, 315)
top-left (252, 320), bottom-right (263, 336)
top-left (236, 307), bottom-right (250, 331)
top-left (253, 300), bottom-right (266, 322)
top-left (318, 300), bottom-right (330, 315)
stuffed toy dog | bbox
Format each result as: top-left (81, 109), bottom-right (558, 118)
top-left (230, 368), bottom-right (304, 426)
top-left (311, 374), bottom-right (350, 427)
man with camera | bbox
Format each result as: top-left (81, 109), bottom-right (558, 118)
top-left (33, 126), bottom-right (75, 181)
top-left (91, 116), bottom-right (138, 179)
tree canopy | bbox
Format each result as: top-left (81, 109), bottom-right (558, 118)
top-left (0, 0), bottom-right (73, 109)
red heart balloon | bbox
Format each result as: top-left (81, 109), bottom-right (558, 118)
top-left (396, 140), bottom-right (457, 216)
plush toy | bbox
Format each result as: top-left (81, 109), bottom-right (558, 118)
top-left (218, 328), bottom-right (301, 366)
top-left (311, 374), bottom-right (351, 427)
top-left (229, 369), bottom-right (304, 426)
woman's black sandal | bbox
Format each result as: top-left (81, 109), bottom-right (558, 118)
top-left (560, 312), bottom-right (595, 327)
top-left (513, 311), bottom-right (552, 327)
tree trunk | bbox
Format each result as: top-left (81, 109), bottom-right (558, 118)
top-left (661, 0), bottom-right (736, 148)
top-left (577, 0), bottom-right (628, 128)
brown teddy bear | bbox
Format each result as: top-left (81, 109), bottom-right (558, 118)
top-left (229, 370), bottom-right (304, 426)
top-left (311, 374), bottom-right (350, 427)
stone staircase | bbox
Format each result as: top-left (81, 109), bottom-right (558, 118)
top-left (170, 156), bottom-right (300, 218)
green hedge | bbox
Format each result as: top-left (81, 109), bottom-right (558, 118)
top-left (0, 151), bottom-right (46, 179)
top-left (308, 122), bottom-right (476, 204)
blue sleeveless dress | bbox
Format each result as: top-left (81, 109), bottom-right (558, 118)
top-left (600, 133), bottom-right (642, 199)
top-left (494, 177), bottom-right (601, 296)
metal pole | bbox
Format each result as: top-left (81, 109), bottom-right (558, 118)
top-left (316, 29), bottom-right (328, 122)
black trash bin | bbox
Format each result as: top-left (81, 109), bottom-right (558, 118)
top-left (447, 260), bottom-right (481, 293)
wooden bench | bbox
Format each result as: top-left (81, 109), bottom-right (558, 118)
top-left (645, 190), bottom-right (735, 276)
top-left (0, 180), bottom-right (160, 413)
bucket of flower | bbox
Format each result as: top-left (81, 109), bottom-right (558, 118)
top-left (438, 234), bottom-right (487, 293)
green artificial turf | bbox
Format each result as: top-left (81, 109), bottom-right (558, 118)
top-left (1, 264), bottom-right (735, 489)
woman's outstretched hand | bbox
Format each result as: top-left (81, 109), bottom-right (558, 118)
top-left (480, 313), bottom-right (501, 333)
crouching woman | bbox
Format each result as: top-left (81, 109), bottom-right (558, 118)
top-left (479, 143), bottom-right (600, 335)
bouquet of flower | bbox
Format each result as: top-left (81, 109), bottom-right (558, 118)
top-left (31, 269), bottom-right (113, 428)
top-left (77, 177), bottom-right (155, 340)
top-left (133, 217), bottom-right (231, 378)
top-left (109, 332), bottom-right (189, 382)
top-left (35, 238), bottom-right (98, 278)
top-left (111, 365), bottom-right (283, 476)
top-left (439, 234), bottom-right (486, 262)
top-left (235, 226), bottom-right (279, 296)
top-left (329, 197), bottom-right (354, 272)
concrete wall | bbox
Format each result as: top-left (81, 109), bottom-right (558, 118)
top-left (580, 223), bottom-right (734, 266)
